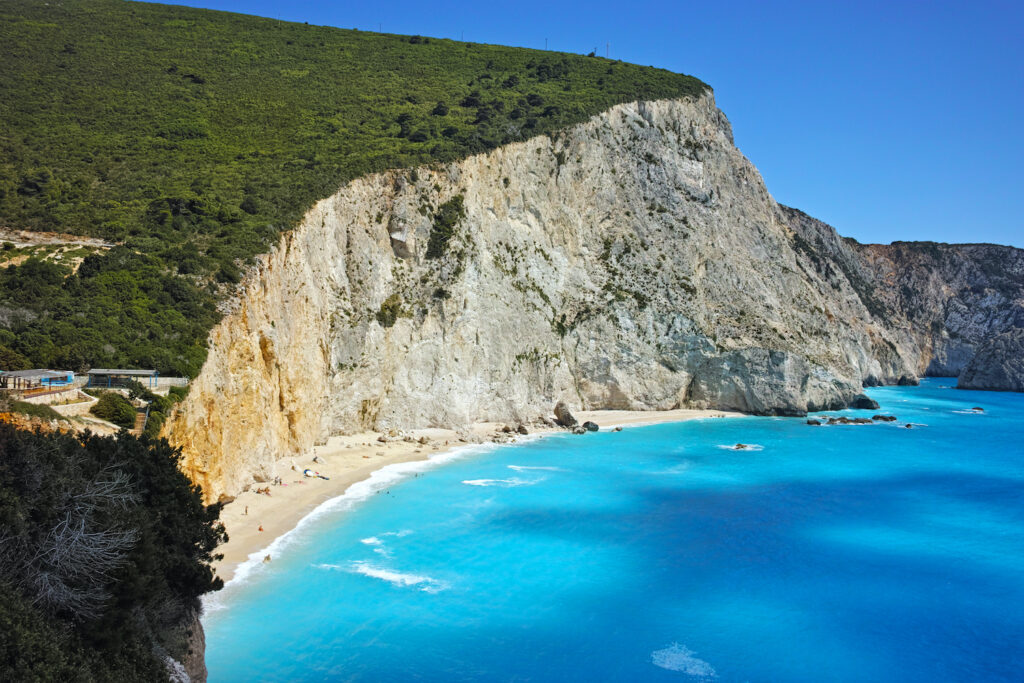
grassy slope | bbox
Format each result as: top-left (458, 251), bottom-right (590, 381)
top-left (0, 0), bottom-right (707, 376)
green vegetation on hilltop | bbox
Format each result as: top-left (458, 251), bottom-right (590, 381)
top-left (0, 424), bottom-right (226, 679)
top-left (0, 0), bottom-right (707, 375)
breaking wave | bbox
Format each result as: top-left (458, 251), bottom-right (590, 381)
top-left (318, 561), bottom-right (448, 593)
top-left (508, 465), bottom-right (564, 472)
top-left (462, 477), bottom-right (541, 487)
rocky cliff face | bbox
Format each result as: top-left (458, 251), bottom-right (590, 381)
top-left (780, 208), bottom-right (1024, 381)
top-left (164, 92), bottom-right (1018, 499)
top-left (853, 241), bottom-right (1024, 376)
top-left (958, 328), bottom-right (1024, 391)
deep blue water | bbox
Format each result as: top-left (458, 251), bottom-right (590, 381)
top-left (204, 380), bottom-right (1024, 681)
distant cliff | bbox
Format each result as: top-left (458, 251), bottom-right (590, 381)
top-left (165, 93), bottom-right (1023, 499)
top-left (958, 328), bottom-right (1024, 391)
top-left (782, 208), bottom-right (1024, 380)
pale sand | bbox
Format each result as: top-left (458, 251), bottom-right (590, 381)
top-left (212, 408), bottom-right (740, 583)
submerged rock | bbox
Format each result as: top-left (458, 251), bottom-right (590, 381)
top-left (872, 415), bottom-right (897, 422)
top-left (806, 418), bottom-right (821, 426)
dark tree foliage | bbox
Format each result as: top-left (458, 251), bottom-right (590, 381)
top-left (0, 425), bottom-right (226, 679)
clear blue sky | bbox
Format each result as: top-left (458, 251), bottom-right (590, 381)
top-left (163, 0), bottom-right (1023, 247)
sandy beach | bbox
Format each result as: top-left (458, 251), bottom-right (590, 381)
top-left (213, 408), bottom-right (740, 583)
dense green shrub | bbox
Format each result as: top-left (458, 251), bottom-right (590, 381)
top-left (89, 392), bottom-right (137, 429)
top-left (375, 294), bottom-right (403, 328)
top-left (0, 424), bottom-right (226, 679)
top-left (168, 385), bottom-right (190, 402)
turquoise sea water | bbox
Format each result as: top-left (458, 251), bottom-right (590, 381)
top-left (204, 380), bottom-right (1024, 681)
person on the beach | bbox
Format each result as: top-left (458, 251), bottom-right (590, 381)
top-left (258, 525), bottom-right (264, 532)
top-left (244, 505), bottom-right (248, 515)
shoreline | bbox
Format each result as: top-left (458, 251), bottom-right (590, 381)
top-left (210, 408), bottom-right (741, 585)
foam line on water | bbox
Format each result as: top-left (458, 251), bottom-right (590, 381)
top-left (508, 465), bottom-right (564, 472)
top-left (716, 444), bottom-right (764, 451)
top-left (316, 561), bottom-right (449, 593)
top-left (462, 476), bottom-right (543, 487)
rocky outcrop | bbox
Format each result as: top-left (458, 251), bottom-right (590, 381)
top-left (164, 92), bottom-right (1019, 500)
top-left (553, 401), bottom-right (578, 428)
top-left (958, 328), bottom-right (1024, 391)
top-left (850, 394), bottom-right (880, 410)
top-left (164, 608), bottom-right (207, 683)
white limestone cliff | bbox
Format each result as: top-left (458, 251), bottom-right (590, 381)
top-left (165, 93), bottom-right (924, 498)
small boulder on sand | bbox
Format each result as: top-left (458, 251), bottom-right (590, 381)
top-left (554, 401), bottom-right (578, 428)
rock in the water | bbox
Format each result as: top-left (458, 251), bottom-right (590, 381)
top-left (872, 414), bottom-right (897, 422)
top-left (554, 401), bottom-right (578, 428)
top-left (897, 375), bottom-right (919, 386)
top-left (850, 394), bottom-right (880, 410)
top-left (957, 328), bottom-right (1024, 392)
top-left (582, 421), bottom-right (599, 432)
top-left (825, 415), bottom-right (873, 425)
top-left (806, 418), bottom-right (821, 426)
top-left (972, 407), bottom-right (984, 412)
top-left (612, 426), bottom-right (623, 432)
top-left (571, 425), bottom-right (587, 435)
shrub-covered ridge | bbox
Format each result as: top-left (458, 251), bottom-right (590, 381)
top-left (0, 0), bottom-right (707, 376)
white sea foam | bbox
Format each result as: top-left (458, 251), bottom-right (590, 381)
top-left (716, 444), bottom-right (763, 452)
top-left (651, 643), bottom-right (717, 677)
top-left (507, 465), bottom-right (564, 472)
top-left (462, 476), bottom-right (541, 487)
top-left (204, 441), bottom-right (499, 609)
top-left (360, 536), bottom-right (382, 546)
top-left (952, 409), bottom-right (984, 415)
top-left (655, 462), bottom-right (694, 475)
top-left (341, 561), bottom-right (448, 593)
